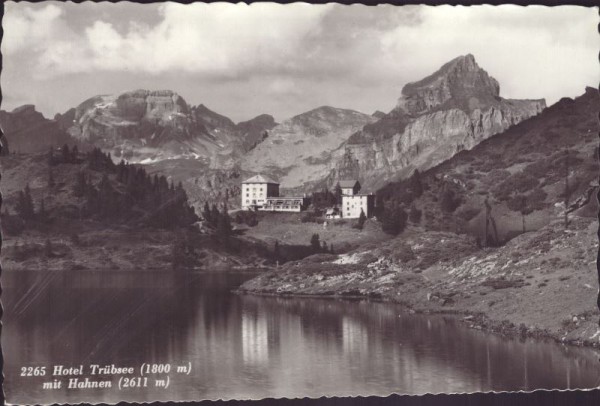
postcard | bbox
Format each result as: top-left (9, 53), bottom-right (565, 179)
top-left (1, 2), bottom-right (599, 404)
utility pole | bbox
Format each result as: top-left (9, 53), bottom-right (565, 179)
top-left (564, 149), bottom-right (569, 230)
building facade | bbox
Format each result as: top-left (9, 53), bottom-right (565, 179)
top-left (241, 175), bottom-right (280, 210)
top-left (341, 179), bottom-right (375, 218)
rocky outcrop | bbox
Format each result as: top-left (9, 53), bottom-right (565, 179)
top-left (235, 114), bottom-right (277, 152)
top-left (330, 54), bottom-right (546, 190)
top-left (0, 105), bottom-right (77, 154)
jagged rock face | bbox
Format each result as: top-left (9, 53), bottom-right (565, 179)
top-left (330, 54), bottom-right (546, 190)
top-left (68, 90), bottom-right (207, 162)
top-left (397, 54), bottom-right (501, 116)
top-left (0, 105), bottom-right (46, 134)
top-left (241, 106), bottom-right (376, 189)
top-left (0, 105), bottom-right (76, 154)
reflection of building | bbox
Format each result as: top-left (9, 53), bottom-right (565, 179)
top-left (242, 312), bottom-right (269, 365)
top-left (340, 180), bottom-right (375, 219)
top-left (342, 316), bottom-right (368, 354)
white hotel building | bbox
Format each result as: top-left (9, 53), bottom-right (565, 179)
top-left (340, 180), bottom-right (375, 219)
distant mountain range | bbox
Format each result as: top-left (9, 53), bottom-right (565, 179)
top-left (1, 54), bottom-right (550, 205)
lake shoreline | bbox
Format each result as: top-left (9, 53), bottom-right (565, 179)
top-left (236, 217), bottom-right (600, 351)
top-left (235, 288), bottom-right (600, 350)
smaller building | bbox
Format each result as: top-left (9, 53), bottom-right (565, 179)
top-left (339, 180), bottom-right (361, 196)
top-left (340, 179), bottom-right (375, 219)
top-left (260, 196), bottom-right (308, 212)
top-left (325, 207), bottom-right (342, 219)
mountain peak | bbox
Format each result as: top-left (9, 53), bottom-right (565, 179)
top-left (397, 54), bottom-right (501, 116)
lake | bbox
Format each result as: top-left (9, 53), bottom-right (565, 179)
top-left (3, 270), bottom-right (600, 404)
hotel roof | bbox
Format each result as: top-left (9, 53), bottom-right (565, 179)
top-left (242, 174), bottom-right (279, 184)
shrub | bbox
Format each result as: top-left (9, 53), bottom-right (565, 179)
top-left (381, 205), bottom-right (408, 235)
top-left (440, 187), bottom-right (462, 213)
top-left (353, 210), bottom-right (367, 230)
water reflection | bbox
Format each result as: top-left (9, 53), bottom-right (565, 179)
top-left (3, 271), bottom-right (600, 404)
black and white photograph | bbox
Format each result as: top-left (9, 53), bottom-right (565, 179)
top-left (0, 1), bottom-right (599, 404)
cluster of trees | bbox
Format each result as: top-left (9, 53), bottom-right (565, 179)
top-left (375, 170), bottom-right (425, 235)
top-left (15, 185), bottom-right (36, 220)
top-left (70, 148), bottom-right (197, 228)
top-left (202, 202), bottom-right (233, 243)
top-left (48, 144), bottom-right (81, 166)
top-left (310, 233), bottom-right (334, 253)
top-left (311, 187), bottom-right (338, 209)
top-left (380, 203), bottom-right (408, 236)
top-left (14, 184), bottom-right (48, 223)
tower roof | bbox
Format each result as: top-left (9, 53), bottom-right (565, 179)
top-left (339, 180), bottom-right (360, 188)
top-left (242, 174), bottom-right (279, 184)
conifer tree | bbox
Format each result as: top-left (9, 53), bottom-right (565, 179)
top-left (310, 233), bottom-right (321, 252)
top-left (61, 144), bottom-right (70, 163)
top-left (210, 204), bottom-right (220, 227)
top-left (217, 203), bottom-right (232, 243)
top-left (71, 145), bottom-right (79, 161)
top-left (74, 172), bottom-right (87, 197)
top-left (356, 209), bottom-right (367, 230)
top-left (16, 185), bottom-right (35, 220)
top-left (381, 203), bottom-right (407, 236)
top-left (334, 182), bottom-right (342, 205)
top-left (48, 146), bottom-right (55, 166)
top-left (203, 202), bottom-right (211, 223)
top-left (410, 169), bottom-right (423, 197)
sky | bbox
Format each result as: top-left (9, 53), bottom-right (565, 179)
top-left (1, 2), bottom-right (598, 123)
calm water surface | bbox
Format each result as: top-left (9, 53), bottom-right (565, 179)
top-left (3, 270), bottom-right (600, 404)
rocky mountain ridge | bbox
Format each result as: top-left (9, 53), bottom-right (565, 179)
top-left (241, 106), bottom-right (377, 188)
top-left (0, 105), bottom-right (78, 154)
top-left (329, 54), bottom-right (546, 191)
top-left (58, 89), bottom-right (275, 166)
